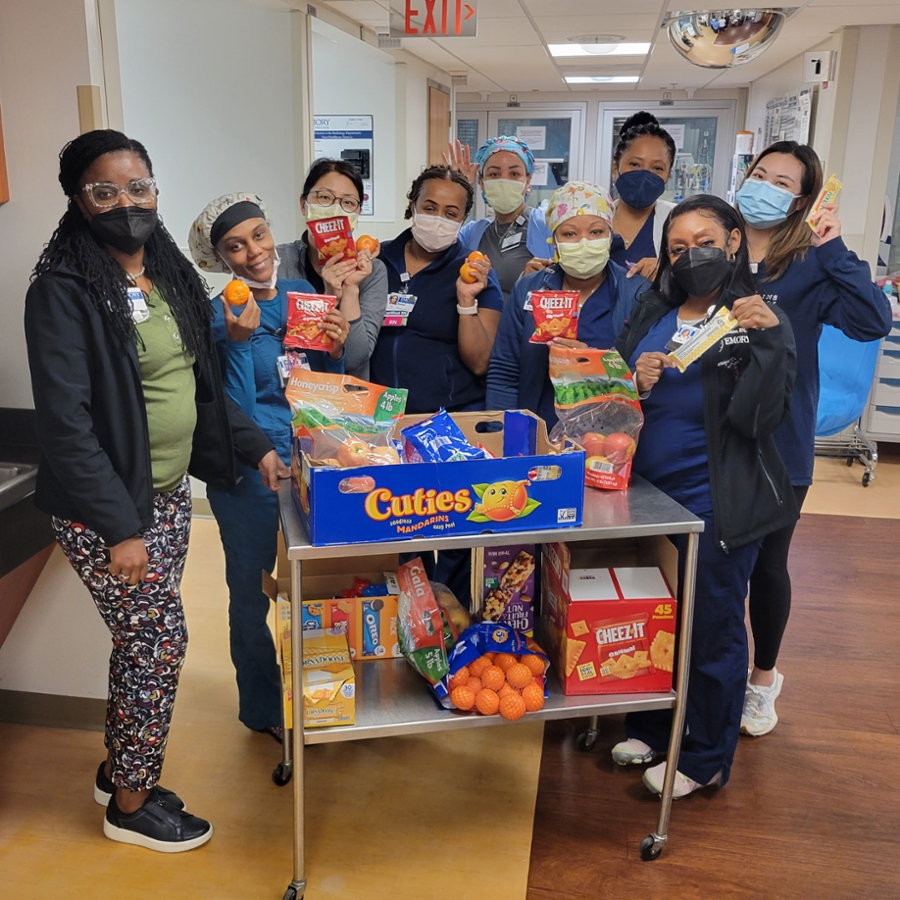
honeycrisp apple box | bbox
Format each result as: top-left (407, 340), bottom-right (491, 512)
top-left (291, 410), bottom-right (585, 546)
top-left (541, 539), bottom-right (678, 696)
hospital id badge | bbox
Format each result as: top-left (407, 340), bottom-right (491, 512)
top-left (666, 323), bottom-right (700, 352)
top-left (277, 352), bottom-right (310, 387)
top-left (384, 292), bottom-right (416, 327)
top-left (501, 231), bottom-right (523, 251)
top-left (128, 287), bottom-right (149, 324)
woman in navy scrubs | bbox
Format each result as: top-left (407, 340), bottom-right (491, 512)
top-left (189, 193), bottom-right (347, 742)
top-left (609, 112), bottom-right (677, 278)
top-left (487, 181), bottom-right (645, 428)
top-left (734, 141), bottom-right (892, 736)
top-left (612, 195), bottom-right (798, 798)
top-left (370, 165), bottom-right (503, 414)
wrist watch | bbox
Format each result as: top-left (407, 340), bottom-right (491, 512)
top-left (457, 300), bottom-right (479, 316)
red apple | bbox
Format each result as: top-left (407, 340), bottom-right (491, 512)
top-left (601, 432), bottom-right (636, 465)
top-left (580, 432), bottom-right (607, 458)
top-left (336, 441), bottom-right (370, 468)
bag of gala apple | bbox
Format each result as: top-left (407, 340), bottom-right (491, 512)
top-left (547, 345), bottom-right (643, 491)
top-left (285, 370), bottom-right (408, 468)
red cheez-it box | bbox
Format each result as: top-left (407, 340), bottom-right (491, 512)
top-left (541, 541), bottom-right (676, 695)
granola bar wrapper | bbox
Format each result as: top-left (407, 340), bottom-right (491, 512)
top-left (308, 215), bottom-right (357, 265)
top-left (285, 292), bottom-right (338, 352)
top-left (529, 291), bottom-right (579, 343)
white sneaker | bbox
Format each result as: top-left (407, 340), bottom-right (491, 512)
top-left (741, 669), bottom-right (784, 736)
top-left (611, 738), bottom-right (659, 766)
top-left (642, 761), bottom-right (721, 799)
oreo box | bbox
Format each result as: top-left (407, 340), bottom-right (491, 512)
top-left (541, 539), bottom-right (677, 695)
top-left (292, 410), bottom-right (584, 546)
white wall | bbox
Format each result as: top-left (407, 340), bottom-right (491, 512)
top-left (0, 0), bottom-right (96, 408)
top-left (113, 0), bottom-right (298, 255)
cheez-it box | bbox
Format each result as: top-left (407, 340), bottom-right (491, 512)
top-left (541, 542), bottom-right (677, 695)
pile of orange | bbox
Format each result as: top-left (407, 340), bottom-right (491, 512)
top-left (459, 250), bottom-right (486, 284)
top-left (448, 651), bottom-right (546, 719)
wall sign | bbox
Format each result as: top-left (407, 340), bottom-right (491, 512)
top-left (391, 0), bottom-right (477, 38)
top-left (313, 115), bottom-right (374, 217)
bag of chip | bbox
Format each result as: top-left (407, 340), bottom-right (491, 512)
top-left (548, 345), bottom-right (643, 491)
top-left (285, 370), bottom-right (407, 467)
top-left (285, 292), bottom-right (337, 352)
top-left (308, 215), bottom-right (357, 265)
top-left (400, 409), bottom-right (492, 463)
top-left (395, 558), bottom-right (460, 688)
top-left (529, 290), bottom-right (579, 343)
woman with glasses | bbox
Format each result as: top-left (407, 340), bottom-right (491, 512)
top-left (277, 158), bottom-right (387, 379)
top-left (189, 193), bottom-right (347, 743)
top-left (25, 130), bottom-right (279, 851)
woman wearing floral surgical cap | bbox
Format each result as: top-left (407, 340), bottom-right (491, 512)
top-left (189, 193), bottom-right (347, 744)
top-left (447, 136), bottom-right (551, 303)
top-left (487, 181), bottom-right (647, 428)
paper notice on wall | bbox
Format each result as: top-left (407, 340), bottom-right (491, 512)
top-left (531, 160), bottom-right (549, 186)
top-left (516, 126), bottom-right (546, 151)
top-left (665, 123), bottom-right (686, 151)
top-left (764, 88), bottom-right (812, 147)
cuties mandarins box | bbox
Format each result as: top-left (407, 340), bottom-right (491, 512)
top-left (541, 540), bottom-right (677, 696)
top-left (291, 409), bottom-right (585, 546)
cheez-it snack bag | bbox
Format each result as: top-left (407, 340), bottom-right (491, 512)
top-left (285, 292), bottom-right (337, 352)
top-left (308, 215), bottom-right (357, 265)
top-left (529, 291), bottom-right (579, 343)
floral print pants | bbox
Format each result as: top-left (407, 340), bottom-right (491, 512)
top-left (52, 478), bottom-right (191, 791)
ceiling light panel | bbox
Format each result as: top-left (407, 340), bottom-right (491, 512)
top-left (549, 42), bottom-right (651, 57)
top-left (565, 76), bottom-right (641, 83)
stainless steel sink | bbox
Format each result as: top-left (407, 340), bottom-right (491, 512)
top-left (0, 462), bottom-right (39, 511)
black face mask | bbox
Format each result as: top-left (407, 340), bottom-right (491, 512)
top-left (671, 247), bottom-right (732, 297)
top-left (88, 206), bottom-right (159, 255)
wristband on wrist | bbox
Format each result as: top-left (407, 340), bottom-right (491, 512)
top-left (457, 301), bottom-right (479, 316)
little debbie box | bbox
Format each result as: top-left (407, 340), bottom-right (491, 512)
top-left (541, 539), bottom-right (677, 695)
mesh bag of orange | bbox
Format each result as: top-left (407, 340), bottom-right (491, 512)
top-left (285, 370), bottom-right (407, 467)
top-left (436, 622), bottom-right (550, 718)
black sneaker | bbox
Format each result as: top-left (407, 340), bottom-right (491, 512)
top-left (94, 762), bottom-right (185, 811)
top-left (103, 790), bottom-right (213, 853)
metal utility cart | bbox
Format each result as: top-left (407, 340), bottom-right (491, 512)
top-left (277, 476), bottom-right (703, 900)
top-left (814, 421), bottom-right (878, 486)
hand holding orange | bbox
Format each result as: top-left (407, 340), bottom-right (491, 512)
top-left (223, 279), bottom-right (251, 307)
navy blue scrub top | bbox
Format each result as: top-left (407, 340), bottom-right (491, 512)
top-left (610, 211), bottom-right (656, 270)
top-left (627, 307), bottom-right (713, 517)
top-left (370, 229), bottom-right (504, 414)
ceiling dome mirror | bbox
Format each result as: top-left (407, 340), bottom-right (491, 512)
top-left (666, 9), bottom-right (787, 68)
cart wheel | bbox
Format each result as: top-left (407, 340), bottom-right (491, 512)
top-left (576, 731), bottom-right (597, 752)
top-left (862, 472), bottom-right (873, 487)
top-left (282, 888), bottom-right (301, 900)
top-left (639, 835), bottom-right (663, 861)
top-left (272, 762), bottom-right (293, 786)
top-left (846, 457), bottom-right (854, 467)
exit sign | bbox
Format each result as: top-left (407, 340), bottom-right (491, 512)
top-left (390, 0), bottom-right (477, 38)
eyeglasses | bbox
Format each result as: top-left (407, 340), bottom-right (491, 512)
top-left (307, 189), bottom-right (361, 213)
top-left (81, 178), bottom-right (158, 208)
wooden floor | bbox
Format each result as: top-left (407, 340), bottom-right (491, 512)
top-left (526, 513), bottom-right (900, 900)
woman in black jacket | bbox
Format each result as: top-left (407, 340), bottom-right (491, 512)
top-left (24, 130), bottom-right (282, 852)
top-left (611, 195), bottom-right (798, 798)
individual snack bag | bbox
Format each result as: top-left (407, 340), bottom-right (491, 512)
top-left (548, 345), bottom-right (643, 491)
top-left (807, 174), bottom-right (842, 231)
top-left (400, 409), bottom-right (492, 463)
top-left (436, 621), bottom-right (549, 712)
top-left (529, 291), bottom-right (579, 343)
top-left (307, 215), bottom-right (357, 264)
top-left (395, 558), bottom-right (459, 687)
top-left (285, 292), bottom-right (337, 352)
top-left (666, 306), bottom-right (739, 372)
top-left (285, 370), bottom-right (407, 467)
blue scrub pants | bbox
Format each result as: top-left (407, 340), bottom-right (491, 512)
top-left (625, 518), bottom-right (761, 787)
top-left (207, 461), bottom-right (282, 732)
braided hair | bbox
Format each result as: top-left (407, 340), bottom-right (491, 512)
top-left (32, 130), bottom-right (213, 364)
top-left (613, 111), bottom-right (677, 170)
top-left (404, 165), bottom-right (474, 218)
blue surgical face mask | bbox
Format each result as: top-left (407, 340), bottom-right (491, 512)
top-left (736, 178), bottom-right (799, 229)
top-left (615, 169), bottom-right (667, 210)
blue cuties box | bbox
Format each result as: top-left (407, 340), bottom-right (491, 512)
top-left (291, 410), bottom-right (585, 547)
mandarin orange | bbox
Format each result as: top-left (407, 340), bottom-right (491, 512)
top-left (468, 656), bottom-right (491, 678)
top-left (521, 654), bottom-right (546, 677)
top-left (475, 688), bottom-right (500, 716)
top-left (223, 279), bottom-right (250, 307)
top-left (506, 663), bottom-right (534, 690)
top-left (450, 686), bottom-right (475, 710)
top-left (521, 683), bottom-right (544, 712)
top-left (481, 665), bottom-right (505, 691)
top-left (466, 676), bottom-right (483, 695)
top-left (448, 666), bottom-right (469, 690)
top-left (494, 653), bottom-right (518, 673)
top-left (499, 692), bottom-right (526, 721)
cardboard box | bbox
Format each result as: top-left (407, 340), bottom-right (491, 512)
top-left (297, 623), bottom-right (356, 728)
top-left (481, 544), bottom-right (537, 634)
top-left (291, 410), bottom-right (585, 546)
top-left (264, 540), bottom-right (401, 661)
top-left (541, 538), bottom-right (678, 695)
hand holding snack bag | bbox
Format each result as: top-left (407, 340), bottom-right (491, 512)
top-left (308, 216), bottom-right (357, 265)
top-left (286, 370), bottom-right (407, 467)
top-left (548, 345), bottom-right (643, 491)
top-left (285, 293), bottom-right (339, 352)
top-left (529, 291), bottom-right (579, 343)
